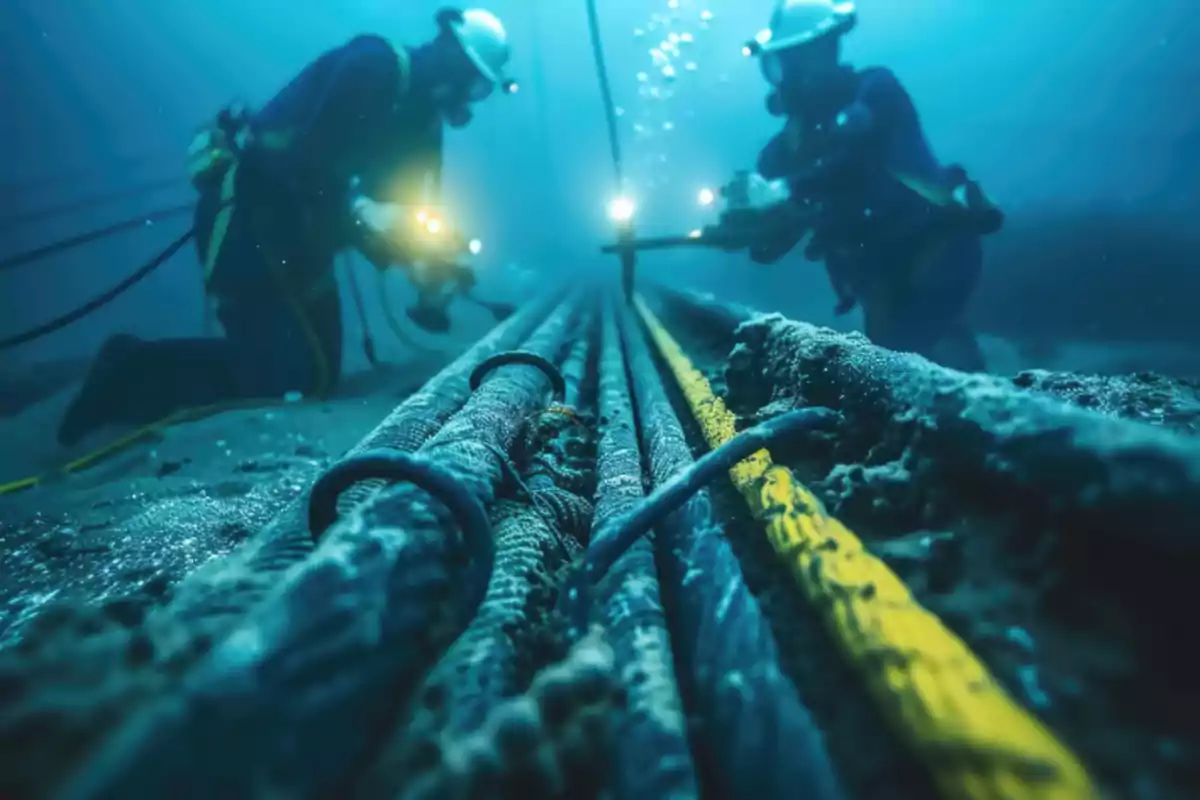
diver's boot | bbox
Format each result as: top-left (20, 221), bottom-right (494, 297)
top-left (407, 303), bottom-right (452, 333)
top-left (58, 334), bottom-right (144, 447)
top-left (57, 336), bottom-right (238, 447)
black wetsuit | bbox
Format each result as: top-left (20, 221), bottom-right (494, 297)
top-left (59, 35), bottom-right (444, 446)
top-left (757, 67), bottom-right (987, 371)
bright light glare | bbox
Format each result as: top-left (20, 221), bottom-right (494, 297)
top-left (468, 238), bottom-right (483, 255)
top-left (426, 218), bottom-right (442, 234)
top-left (697, 187), bottom-right (715, 206)
top-left (608, 196), bottom-right (635, 223)
top-left (754, 28), bottom-right (771, 45)
top-left (416, 209), bottom-right (429, 223)
top-left (688, 229), bottom-right (702, 239)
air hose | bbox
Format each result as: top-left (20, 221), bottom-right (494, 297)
top-left (0, 203), bottom-right (195, 273)
top-left (584, 0), bottom-right (625, 188)
top-left (583, 0), bottom-right (640, 301)
top-left (0, 199), bottom-right (234, 351)
top-left (0, 175), bottom-right (186, 233)
top-left (0, 227), bottom-right (197, 351)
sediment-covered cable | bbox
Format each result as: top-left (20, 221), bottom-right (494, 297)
top-left (162, 287), bottom-right (567, 633)
top-left (15, 291), bottom-right (560, 798)
top-left (356, 313), bottom-right (598, 797)
top-left (516, 322), bottom-right (596, 545)
top-left (60, 296), bottom-right (586, 798)
top-left (584, 296), bottom-right (699, 799)
top-left (635, 296), bottom-right (1098, 800)
top-left (619, 303), bottom-right (845, 799)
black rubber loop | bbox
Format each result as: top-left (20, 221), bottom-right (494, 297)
top-left (468, 350), bottom-right (566, 404)
top-left (558, 406), bottom-right (838, 632)
top-left (307, 449), bottom-right (495, 618)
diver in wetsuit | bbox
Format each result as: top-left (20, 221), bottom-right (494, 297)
top-left (738, 0), bottom-right (1003, 371)
top-left (58, 7), bottom-right (516, 447)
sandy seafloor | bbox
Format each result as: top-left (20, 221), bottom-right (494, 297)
top-left (0, 357), bottom-right (452, 646)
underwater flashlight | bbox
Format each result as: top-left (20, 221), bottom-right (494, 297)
top-left (608, 196), bottom-right (636, 224)
top-left (698, 187), bottom-right (715, 207)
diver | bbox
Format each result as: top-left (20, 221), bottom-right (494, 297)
top-left (58, 7), bottom-right (516, 447)
top-left (735, 0), bottom-right (1003, 371)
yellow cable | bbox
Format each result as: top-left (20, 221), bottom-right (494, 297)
top-left (0, 398), bottom-right (278, 497)
top-left (633, 295), bottom-right (1097, 800)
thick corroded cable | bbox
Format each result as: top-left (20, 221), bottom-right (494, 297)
top-left (634, 296), bottom-right (1098, 800)
top-left (162, 288), bottom-right (567, 628)
top-left (586, 296), bottom-right (698, 799)
top-left (0, 288), bottom-right (567, 800)
top-left (516, 323), bottom-right (597, 547)
top-left (618, 304), bottom-right (845, 799)
top-left (361, 307), bottom-right (601, 798)
top-left (59, 297), bottom-right (585, 799)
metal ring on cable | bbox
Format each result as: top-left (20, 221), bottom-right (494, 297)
top-left (468, 350), bottom-right (566, 404)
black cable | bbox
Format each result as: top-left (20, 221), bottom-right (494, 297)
top-left (584, 0), bottom-right (626, 188)
top-left (0, 202), bottom-right (196, 272)
top-left (559, 406), bottom-right (839, 630)
top-left (0, 227), bottom-right (196, 350)
top-left (0, 151), bottom-right (180, 194)
top-left (0, 175), bottom-right (186, 233)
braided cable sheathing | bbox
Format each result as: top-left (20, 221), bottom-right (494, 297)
top-left (159, 287), bottom-right (565, 635)
top-left (589, 296), bottom-right (698, 799)
top-left (619, 304), bottom-right (844, 799)
top-left (60, 495), bottom-right (460, 799)
top-left (60, 294), bottom-right (584, 798)
top-left (361, 501), bottom-right (572, 796)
